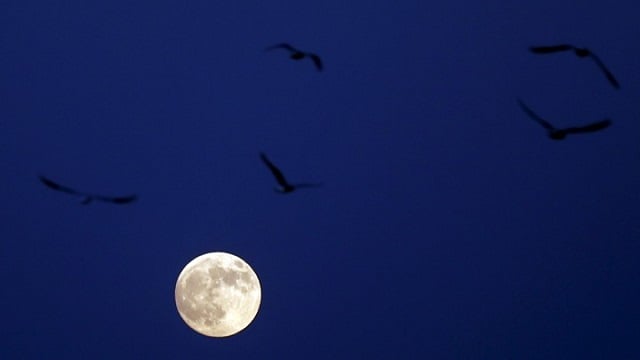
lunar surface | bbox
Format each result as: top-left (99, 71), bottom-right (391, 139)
top-left (175, 252), bottom-right (261, 337)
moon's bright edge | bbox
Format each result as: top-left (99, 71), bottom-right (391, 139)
top-left (175, 252), bottom-right (261, 337)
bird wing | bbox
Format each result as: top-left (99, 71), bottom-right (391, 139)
top-left (265, 43), bottom-right (296, 52)
top-left (260, 152), bottom-right (290, 187)
top-left (517, 99), bottom-right (555, 130)
top-left (292, 183), bottom-right (322, 189)
top-left (562, 119), bottom-right (612, 134)
top-left (94, 194), bottom-right (138, 204)
top-left (39, 175), bottom-right (80, 195)
top-left (529, 44), bottom-right (574, 54)
top-left (588, 53), bottom-right (620, 89)
top-left (308, 54), bottom-right (323, 71)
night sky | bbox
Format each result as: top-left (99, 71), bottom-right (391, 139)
top-left (2, 0), bottom-right (639, 358)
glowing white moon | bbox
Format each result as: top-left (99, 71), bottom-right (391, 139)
top-left (175, 252), bottom-right (261, 337)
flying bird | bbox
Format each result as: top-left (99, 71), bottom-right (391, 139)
top-left (529, 44), bottom-right (620, 89)
top-left (259, 152), bottom-right (321, 194)
top-left (265, 43), bottom-right (323, 71)
top-left (517, 99), bottom-right (612, 140)
top-left (39, 175), bottom-right (137, 204)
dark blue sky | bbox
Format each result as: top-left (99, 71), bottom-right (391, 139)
top-left (1, 0), bottom-right (639, 358)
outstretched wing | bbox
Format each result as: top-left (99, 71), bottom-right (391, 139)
top-left (563, 119), bottom-right (612, 135)
top-left (517, 99), bottom-right (555, 130)
top-left (588, 53), bottom-right (620, 89)
top-left (308, 54), bottom-right (323, 71)
top-left (260, 152), bottom-right (290, 188)
top-left (292, 183), bottom-right (322, 189)
top-left (529, 44), bottom-right (574, 54)
top-left (39, 175), bottom-right (79, 195)
top-left (265, 43), bottom-right (296, 52)
top-left (94, 194), bottom-right (138, 204)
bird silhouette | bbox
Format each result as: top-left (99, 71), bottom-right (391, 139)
top-left (39, 175), bottom-right (137, 204)
top-left (529, 44), bottom-right (620, 89)
top-left (259, 152), bottom-right (321, 194)
top-left (265, 43), bottom-right (323, 71)
top-left (517, 99), bottom-right (611, 140)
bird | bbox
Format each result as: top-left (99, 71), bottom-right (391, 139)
top-left (259, 152), bottom-right (321, 194)
top-left (529, 44), bottom-right (620, 89)
top-left (39, 175), bottom-right (138, 205)
top-left (517, 99), bottom-right (612, 140)
top-left (265, 43), bottom-right (323, 71)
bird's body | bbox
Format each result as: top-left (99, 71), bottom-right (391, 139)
top-left (259, 152), bottom-right (321, 194)
top-left (517, 99), bottom-right (612, 140)
top-left (265, 43), bottom-right (323, 71)
top-left (290, 52), bottom-right (305, 60)
top-left (39, 175), bottom-right (137, 204)
top-left (529, 44), bottom-right (620, 89)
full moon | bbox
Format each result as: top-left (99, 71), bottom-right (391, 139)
top-left (175, 252), bottom-right (261, 337)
